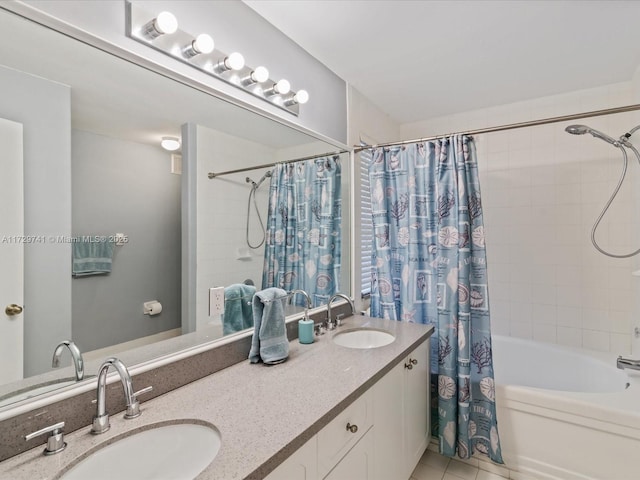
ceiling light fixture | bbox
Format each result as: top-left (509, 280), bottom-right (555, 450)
top-left (264, 79), bottom-right (291, 96)
top-left (217, 52), bottom-right (245, 72)
top-left (242, 66), bottom-right (270, 85)
top-left (160, 136), bottom-right (181, 151)
top-left (141, 11), bottom-right (178, 40)
top-left (183, 33), bottom-right (214, 58)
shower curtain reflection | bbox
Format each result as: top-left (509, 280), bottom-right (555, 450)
top-left (262, 156), bottom-right (342, 307)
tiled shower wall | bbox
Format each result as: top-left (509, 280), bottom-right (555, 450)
top-left (401, 81), bottom-right (640, 354)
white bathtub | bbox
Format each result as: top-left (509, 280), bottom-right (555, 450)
top-left (490, 335), bottom-right (640, 480)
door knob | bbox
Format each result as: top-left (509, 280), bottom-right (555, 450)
top-left (5, 304), bottom-right (23, 316)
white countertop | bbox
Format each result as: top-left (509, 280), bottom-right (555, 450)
top-left (0, 315), bottom-right (433, 480)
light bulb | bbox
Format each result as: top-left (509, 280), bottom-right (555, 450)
top-left (161, 136), bottom-right (181, 151)
top-left (294, 90), bottom-right (309, 104)
top-left (224, 52), bottom-right (245, 71)
top-left (183, 33), bottom-right (214, 58)
top-left (194, 34), bottom-right (214, 54)
top-left (274, 79), bottom-right (291, 95)
top-left (142, 11), bottom-right (178, 40)
top-left (251, 66), bottom-right (269, 83)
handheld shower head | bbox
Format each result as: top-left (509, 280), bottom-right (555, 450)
top-left (565, 124), bottom-right (619, 146)
top-left (565, 124), bottom-right (590, 135)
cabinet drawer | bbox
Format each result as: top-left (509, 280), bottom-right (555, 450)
top-left (318, 390), bottom-right (372, 478)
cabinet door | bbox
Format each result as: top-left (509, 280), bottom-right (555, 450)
top-left (318, 390), bottom-right (372, 478)
top-left (372, 361), bottom-right (404, 480)
top-left (323, 427), bottom-right (373, 480)
top-left (404, 339), bottom-right (430, 477)
top-left (265, 435), bottom-right (318, 480)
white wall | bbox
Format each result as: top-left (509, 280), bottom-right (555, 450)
top-left (402, 82), bottom-right (639, 355)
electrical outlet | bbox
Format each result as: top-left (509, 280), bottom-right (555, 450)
top-left (209, 287), bottom-right (225, 317)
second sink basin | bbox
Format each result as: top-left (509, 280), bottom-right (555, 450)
top-left (333, 328), bottom-right (395, 349)
top-left (59, 421), bottom-right (220, 480)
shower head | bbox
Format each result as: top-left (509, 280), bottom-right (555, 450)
top-left (565, 124), bottom-right (619, 146)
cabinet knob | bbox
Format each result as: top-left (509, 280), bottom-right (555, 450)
top-left (410, 358), bottom-right (418, 365)
top-left (346, 422), bottom-right (358, 434)
top-left (404, 362), bottom-right (413, 370)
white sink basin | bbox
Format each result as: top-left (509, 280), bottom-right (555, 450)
top-left (333, 328), bottom-right (395, 349)
top-left (60, 421), bottom-right (220, 480)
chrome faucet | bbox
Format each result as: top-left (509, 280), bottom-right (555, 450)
top-left (290, 289), bottom-right (311, 310)
top-left (617, 356), bottom-right (640, 371)
top-left (51, 340), bottom-right (84, 381)
top-left (91, 357), bottom-right (152, 434)
top-left (326, 293), bottom-right (356, 330)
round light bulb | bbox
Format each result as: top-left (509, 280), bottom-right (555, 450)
top-left (294, 90), bottom-right (309, 104)
top-left (251, 66), bottom-right (269, 83)
top-left (224, 52), bottom-right (245, 71)
top-left (275, 79), bottom-right (291, 95)
top-left (155, 12), bottom-right (178, 35)
top-left (192, 34), bottom-right (214, 54)
top-left (161, 136), bottom-right (181, 151)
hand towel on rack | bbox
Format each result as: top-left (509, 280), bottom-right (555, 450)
top-left (248, 287), bottom-right (289, 365)
top-left (222, 284), bottom-right (256, 335)
top-left (72, 238), bottom-right (115, 277)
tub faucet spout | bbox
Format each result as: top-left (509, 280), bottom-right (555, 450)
top-left (616, 356), bottom-right (640, 371)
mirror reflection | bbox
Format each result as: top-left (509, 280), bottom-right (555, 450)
top-left (0, 9), bottom-right (349, 410)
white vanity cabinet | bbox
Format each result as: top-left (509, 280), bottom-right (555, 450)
top-left (372, 339), bottom-right (430, 480)
top-left (265, 435), bottom-right (318, 480)
top-left (266, 391), bottom-right (373, 480)
top-left (322, 427), bottom-right (374, 480)
top-left (266, 338), bottom-right (429, 480)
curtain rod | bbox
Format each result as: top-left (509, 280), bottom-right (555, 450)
top-left (353, 103), bottom-right (640, 152)
top-left (208, 149), bottom-right (350, 179)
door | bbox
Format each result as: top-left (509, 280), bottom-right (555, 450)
top-left (0, 117), bottom-right (24, 383)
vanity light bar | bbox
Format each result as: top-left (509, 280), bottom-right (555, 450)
top-left (125, 2), bottom-right (307, 116)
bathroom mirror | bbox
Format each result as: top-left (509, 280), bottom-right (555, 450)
top-left (0, 8), bottom-right (349, 411)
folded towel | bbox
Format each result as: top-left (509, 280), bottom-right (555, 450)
top-left (72, 238), bottom-right (115, 277)
top-left (222, 284), bottom-right (256, 335)
top-left (248, 287), bottom-right (289, 365)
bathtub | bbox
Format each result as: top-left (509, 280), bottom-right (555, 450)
top-left (490, 335), bottom-right (640, 480)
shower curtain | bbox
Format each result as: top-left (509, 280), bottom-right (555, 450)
top-left (262, 156), bottom-right (342, 307)
top-left (368, 136), bottom-right (503, 463)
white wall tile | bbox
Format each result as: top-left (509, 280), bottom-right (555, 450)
top-left (557, 326), bottom-right (582, 348)
top-left (582, 329), bottom-right (610, 352)
top-left (418, 82), bottom-right (637, 353)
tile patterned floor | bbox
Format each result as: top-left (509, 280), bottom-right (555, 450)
top-left (411, 449), bottom-right (509, 480)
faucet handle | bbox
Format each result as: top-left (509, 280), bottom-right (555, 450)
top-left (125, 385), bottom-right (153, 419)
top-left (25, 421), bottom-right (67, 456)
top-left (335, 313), bottom-right (345, 327)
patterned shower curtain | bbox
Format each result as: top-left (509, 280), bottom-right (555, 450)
top-left (262, 156), bottom-right (342, 307)
top-left (368, 136), bottom-right (503, 463)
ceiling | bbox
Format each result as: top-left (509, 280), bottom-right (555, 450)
top-left (244, 0), bottom-right (640, 125)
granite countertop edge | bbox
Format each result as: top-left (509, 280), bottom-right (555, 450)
top-left (0, 315), bottom-right (434, 480)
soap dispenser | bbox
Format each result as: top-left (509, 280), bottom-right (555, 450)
top-left (298, 312), bottom-right (314, 344)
